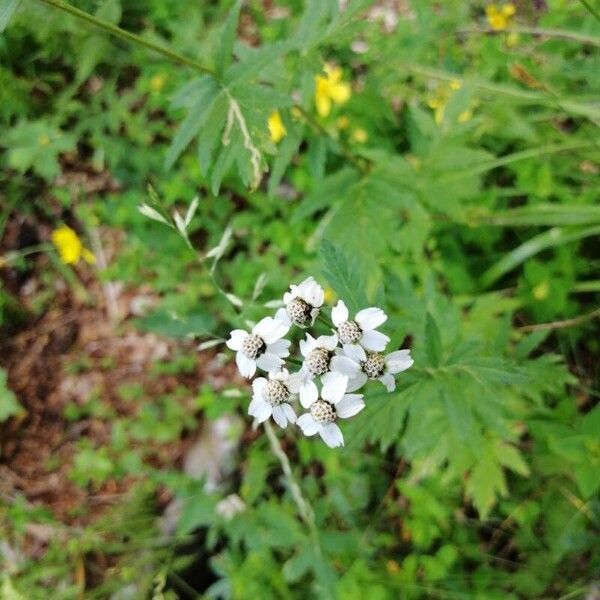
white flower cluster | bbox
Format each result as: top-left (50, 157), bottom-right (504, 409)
top-left (226, 277), bottom-right (414, 448)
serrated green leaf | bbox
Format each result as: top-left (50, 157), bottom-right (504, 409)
top-left (321, 239), bottom-right (368, 313)
top-left (216, 0), bottom-right (242, 76)
top-left (166, 77), bottom-right (220, 168)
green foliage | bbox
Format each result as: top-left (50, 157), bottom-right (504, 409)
top-left (1, 0), bottom-right (599, 598)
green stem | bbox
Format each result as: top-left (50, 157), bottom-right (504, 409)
top-left (293, 105), bottom-right (369, 175)
top-left (33, 0), bottom-right (215, 76)
top-left (457, 26), bottom-right (600, 47)
top-left (317, 312), bottom-right (334, 330)
top-left (578, 0), bottom-right (600, 23)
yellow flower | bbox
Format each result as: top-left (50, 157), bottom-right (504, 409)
top-left (458, 109), bottom-right (473, 123)
top-left (486, 4), bottom-right (515, 30)
top-left (323, 287), bottom-right (335, 304)
top-left (506, 31), bottom-right (520, 47)
top-left (51, 225), bottom-right (96, 265)
top-left (532, 281), bottom-right (550, 301)
top-left (352, 128), bottom-right (368, 143)
top-left (268, 111), bottom-right (287, 143)
top-left (315, 64), bottom-right (351, 118)
top-left (150, 73), bottom-right (167, 93)
top-left (38, 134), bottom-right (50, 147)
top-left (336, 115), bottom-right (350, 130)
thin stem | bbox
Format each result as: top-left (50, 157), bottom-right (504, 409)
top-left (457, 26), bottom-right (600, 47)
top-left (286, 356), bottom-right (303, 366)
top-left (317, 312), bottom-right (334, 330)
top-left (263, 421), bottom-right (316, 527)
top-left (32, 0), bottom-right (215, 76)
top-left (517, 307), bottom-right (600, 333)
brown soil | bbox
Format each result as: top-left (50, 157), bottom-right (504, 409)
top-left (0, 214), bottom-right (234, 548)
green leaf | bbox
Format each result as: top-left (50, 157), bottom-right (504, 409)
top-left (135, 310), bottom-right (215, 338)
top-left (321, 239), bottom-right (368, 314)
top-left (0, 369), bottom-right (23, 422)
top-left (481, 225), bottom-right (600, 288)
top-left (215, 0), bottom-right (242, 76)
top-left (465, 442), bottom-right (507, 519)
top-left (424, 313), bottom-right (442, 367)
top-left (0, 0), bottom-right (19, 33)
top-left (166, 77), bottom-right (220, 168)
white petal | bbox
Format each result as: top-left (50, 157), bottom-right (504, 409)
top-left (386, 350), bottom-right (414, 374)
top-left (297, 413), bottom-right (320, 436)
top-left (236, 352), bottom-right (256, 378)
top-left (282, 403), bottom-right (297, 424)
top-left (252, 378), bottom-right (268, 397)
top-left (285, 372), bottom-right (303, 394)
top-left (297, 277), bottom-right (316, 296)
top-left (379, 373), bottom-right (396, 392)
top-left (256, 352), bottom-right (283, 372)
top-left (252, 400), bottom-right (273, 423)
top-left (331, 300), bottom-right (349, 327)
top-left (283, 291), bottom-right (294, 304)
top-left (343, 343), bottom-right (366, 362)
top-left (299, 379), bottom-right (319, 408)
top-left (318, 333), bottom-right (339, 351)
top-left (267, 338), bottom-right (291, 358)
top-left (360, 330), bottom-right (390, 352)
top-left (330, 355), bottom-right (360, 377)
top-left (273, 307), bottom-right (292, 328)
top-left (248, 396), bottom-right (268, 417)
top-left (335, 394), bottom-right (365, 419)
top-left (319, 423), bottom-right (344, 448)
top-left (226, 329), bottom-right (248, 351)
top-left (346, 372), bottom-right (368, 392)
top-left (306, 281), bottom-right (325, 308)
top-left (271, 368), bottom-right (289, 381)
top-left (322, 371), bottom-right (349, 404)
top-left (252, 316), bottom-right (274, 339)
top-left (355, 307), bottom-right (388, 331)
top-left (300, 333), bottom-right (317, 357)
top-left (272, 405), bottom-right (288, 428)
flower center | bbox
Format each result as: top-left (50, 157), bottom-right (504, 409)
top-left (241, 334), bottom-right (266, 359)
top-left (337, 320), bottom-right (362, 344)
top-left (310, 400), bottom-right (336, 424)
top-left (263, 380), bottom-right (290, 406)
top-left (362, 352), bottom-right (386, 378)
top-left (286, 297), bottom-right (313, 326)
top-left (305, 348), bottom-right (332, 376)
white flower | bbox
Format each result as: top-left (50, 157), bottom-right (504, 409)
top-left (216, 494), bottom-right (246, 520)
top-left (280, 276), bottom-right (325, 327)
top-left (296, 332), bottom-right (339, 407)
top-left (331, 345), bottom-right (413, 392)
top-left (226, 309), bottom-right (291, 378)
top-left (248, 368), bottom-right (300, 428)
top-left (296, 371), bottom-right (365, 448)
top-left (331, 300), bottom-right (390, 351)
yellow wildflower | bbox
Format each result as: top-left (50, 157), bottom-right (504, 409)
top-left (458, 109), bottom-right (473, 123)
top-left (532, 281), bottom-right (550, 301)
top-left (449, 79), bottom-right (462, 91)
top-left (51, 225), bottom-right (96, 265)
top-left (486, 4), bottom-right (515, 30)
top-left (315, 64), bottom-right (351, 118)
top-left (38, 134), bottom-right (50, 147)
top-left (336, 115), bottom-right (350, 130)
top-left (150, 73), bottom-right (167, 93)
top-left (323, 287), bottom-right (335, 304)
top-left (352, 128), bottom-right (368, 143)
top-left (268, 111), bottom-right (287, 143)
top-left (506, 31), bottom-right (520, 47)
